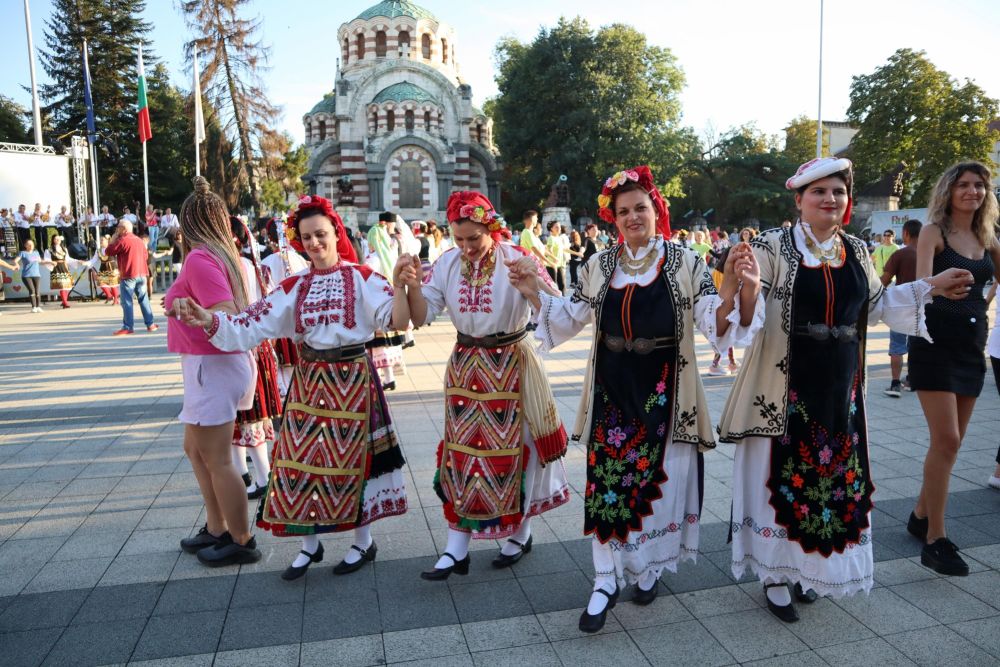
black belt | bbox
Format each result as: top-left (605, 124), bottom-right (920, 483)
top-left (793, 323), bottom-right (858, 342)
top-left (456, 329), bottom-right (527, 348)
top-left (298, 343), bottom-right (367, 362)
top-left (601, 333), bottom-right (676, 355)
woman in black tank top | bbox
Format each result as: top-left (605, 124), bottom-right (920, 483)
top-left (908, 161), bottom-right (1000, 577)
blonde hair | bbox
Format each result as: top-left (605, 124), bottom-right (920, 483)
top-left (927, 161), bottom-right (999, 249)
top-left (179, 176), bottom-right (249, 309)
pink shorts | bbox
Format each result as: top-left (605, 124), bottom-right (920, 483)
top-left (178, 353), bottom-right (256, 426)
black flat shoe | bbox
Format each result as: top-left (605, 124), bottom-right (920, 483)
top-left (579, 586), bottom-right (619, 633)
top-left (382, 381), bottom-right (396, 391)
top-left (922, 537), bottom-right (969, 576)
top-left (421, 552), bottom-right (470, 580)
top-left (196, 533), bottom-right (262, 567)
top-left (764, 583), bottom-right (799, 623)
top-left (492, 535), bottom-right (532, 568)
top-left (632, 581), bottom-right (659, 606)
top-left (907, 511), bottom-right (928, 541)
top-left (333, 541), bottom-right (377, 575)
top-left (180, 525), bottom-right (224, 554)
top-left (793, 582), bottom-right (818, 603)
top-left (241, 472), bottom-right (253, 487)
top-left (247, 484), bottom-right (267, 500)
top-left (282, 542), bottom-right (324, 580)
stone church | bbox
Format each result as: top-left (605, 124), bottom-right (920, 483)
top-left (302, 0), bottom-right (501, 226)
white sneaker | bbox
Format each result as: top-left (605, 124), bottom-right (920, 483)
top-left (988, 475), bottom-right (1000, 490)
top-left (707, 364), bottom-right (728, 376)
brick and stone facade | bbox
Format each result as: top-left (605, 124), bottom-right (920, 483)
top-left (303, 0), bottom-right (501, 225)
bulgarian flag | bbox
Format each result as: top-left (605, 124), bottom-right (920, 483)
top-left (137, 44), bottom-right (152, 143)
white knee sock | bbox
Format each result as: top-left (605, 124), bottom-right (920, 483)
top-left (291, 534), bottom-right (321, 568)
top-left (588, 538), bottom-right (617, 615)
top-left (764, 579), bottom-right (792, 606)
top-left (637, 569), bottom-right (658, 592)
top-left (501, 518), bottom-right (532, 556)
top-left (434, 528), bottom-right (470, 568)
top-left (383, 366), bottom-right (395, 383)
top-left (246, 444), bottom-right (270, 490)
top-left (342, 525), bottom-right (374, 565)
top-left (231, 447), bottom-right (249, 475)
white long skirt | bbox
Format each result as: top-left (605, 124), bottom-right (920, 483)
top-left (593, 439), bottom-right (701, 589)
top-left (731, 436), bottom-right (873, 598)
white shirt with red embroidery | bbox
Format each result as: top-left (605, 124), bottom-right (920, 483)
top-left (420, 242), bottom-right (555, 337)
top-left (207, 263), bottom-right (395, 352)
top-left (260, 249), bottom-right (310, 294)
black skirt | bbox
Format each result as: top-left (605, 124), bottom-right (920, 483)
top-left (908, 307), bottom-right (987, 397)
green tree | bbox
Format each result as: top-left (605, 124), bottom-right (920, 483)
top-left (0, 95), bottom-right (29, 143)
top-left (847, 48), bottom-right (999, 206)
top-left (491, 17), bottom-right (693, 219)
top-left (38, 0), bottom-right (156, 210)
top-left (259, 133), bottom-right (308, 214)
top-left (782, 115), bottom-right (830, 166)
top-left (144, 63), bottom-right (196, 211)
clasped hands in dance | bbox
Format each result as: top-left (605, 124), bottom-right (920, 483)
top-left (166, 157), bottom-right (992, 635)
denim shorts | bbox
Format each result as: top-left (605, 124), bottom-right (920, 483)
top-left (888, 330), bottom-right (910, 356)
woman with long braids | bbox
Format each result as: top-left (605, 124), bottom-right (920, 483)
top-left (228, 216), bottom-right (282, 501)
top-left (172, 194), bottom-right (408, 581)
top-left (165, 177), bottom-right (260, 567)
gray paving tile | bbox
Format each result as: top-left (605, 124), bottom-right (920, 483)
top-left (120, 527), bottom-right (193, 557)
top-left (0, 626), bottom-right (64, 667)
top-left (535, 607), bottom-right (622, 641)
top-left (884, 624), bottom-right (996, 666)
top-left (153, 575), bottom-right (236, 615)
top-left (218, 602), bottom-right (303, 651)
top-left (630, 618), bottom-right (735, 666)
top-left (742, 650), bottom-right (829, 666)
top-left (890, 579), bottom-right (998, 624)
top-left (781, 597), bottom-right (875, 648)
top-left (503, 540), bottom-right (578, 577)
top-left (131, 610), bottom-right (226, 662)
top-left (387, 655), bottom-right (474, 667)
top-left (229, 569), bottom-right (305, 608)
top-left (610, 592), bottom-right (693, 630)
top-left (98, 552), bottom-right (179, 586)
top-left (74, 581), bottom-right (164, 623)
top-left (813, 637), bottom-right (917, 667)
top-left (662, 555), bottom-right (737, 593)
top-left (451, 578), bottom-right (533, 622)
top-left (49, 527), bottom-right (133, 562)
top-left (127, 652), bottom-right (215, 666)
top-left (471, 642), bottom-right (561, 667)
top-left (301, 590), bottom-right (382, 642)
top-left (874, 557), bottom-right (939, 587)
top-left (950, 616), bottom-right (1000, 659)
top-left (705, 608), bottom-right (808, 663)
top-left (517, 569), bottom-right (591, 614)
top-left (300, 634), bottom-right (385, 667)
top-left (0, 588), bottom-right (90, 632)
top-left (23, 556), bottom-right (112, 594)
top-left (675, 583), bottom-right (758, 618)
top-left (384, 623), bottom-right (469, 663)
top-left (551, 630), bottom-right (650, 666)
top-left (41, 617), bottom-right (146, 666)
top-left (379, 581), bottom-right (459, 632)
top-left (834, 587), bottom-right (939, 635)
top-left (462, 614), bottom-right (546, 653)
top-left (213, 643), bottom-right (301, 666)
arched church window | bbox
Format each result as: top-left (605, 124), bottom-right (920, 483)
top-left (369, 110), bottom-right (378, 135)
top-left (405, 110), bottom-right (415, 132)
top-left (376, 31), bottom-right (387, 57)
top-left (306, 121), bottom-right (312, 141)
top-left (386, 109), bottom-right (395, 132)
top-left (421, 34), bottom-right (431, 59)
top-left (476, 123), bottom-right (484, 143)
top-left (356, 33), bottom-right (365, 60)
top-left (441, 38), bottom-right (449, 63)
top-left (398, 30), bottom-right (410, 57)
top-left (318, 120), bottom-right (326, 141)
top-left (398, 161), bottom-right (423, 209)
top-left (423, 110), bottom-right (431, 130)
top-left (342, 38), bottom-right (349, 64)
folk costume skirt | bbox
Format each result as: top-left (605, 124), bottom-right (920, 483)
top-left (256, 349), bottom-right (407, 537)
top-left (232, 340), bottom-right (284, 448)
top-left (434, 336), bottom-right (569, 540)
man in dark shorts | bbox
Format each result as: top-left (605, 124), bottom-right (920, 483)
top-left (880, 219), bottom-right (922, 396)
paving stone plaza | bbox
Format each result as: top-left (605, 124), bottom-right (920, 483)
top-left (3, 300), bottom-right (1000, 666)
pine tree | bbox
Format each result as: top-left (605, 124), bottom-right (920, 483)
top-left (0, 95), bottom-right (29, 143)
top-left (38, 0), bottom-right (155, 209)
top-left (182, 0), bottom-right (281, 216)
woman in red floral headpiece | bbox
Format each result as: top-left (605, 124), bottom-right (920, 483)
top-left (171, 193), bottom-right (411, 580)
top-left (392, 190), bottom-right (572, 581)
top-left (507, 165), bottom-right (762, 632)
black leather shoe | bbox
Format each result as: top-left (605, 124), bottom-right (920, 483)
top-left (922, 537), bottom-right (969, 576)
top-left (282, 542), bottom-right (324, 581)
top-left (793, 582), bottom-right (818, 603)
top-left (333, 541), bottom-right (378, 575)
top-left (579, 586), bottom-right (619, 633)
top-left (764, 583), bottom-right (799, 623)
top-left (241, 472), bottom-right (253, 487)
top-left (632, 581), bottom-right (659, 606)
top-left (196, 533), bottom-right (262, 567)
top-left (247, 484), bottom-right (267, 500)
top-left (492, 535), bottom-right (532, 568)
top-left (420, 552), bottom-right (470, 580)
top-left (180, 525), bottom-right (223, 554)
top-left (383, 381), bottom-right (396, 391)
top-left (907, 511), bottom-right (929, 541)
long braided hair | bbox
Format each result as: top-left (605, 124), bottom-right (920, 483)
top-left (179, 177), bottom-right (249, 309)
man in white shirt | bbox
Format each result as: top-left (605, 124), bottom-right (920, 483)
top-left (99, 206), bottom-right (116, 237)
top-left (14, 204), bottom-right (30, 249)
top-left (121, 207), bottom-right (138, 224)
top-left (160, 207), bottom-right (179, 243)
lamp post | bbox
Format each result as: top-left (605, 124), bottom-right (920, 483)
top-left (816, 0), bottom-right (825, 159)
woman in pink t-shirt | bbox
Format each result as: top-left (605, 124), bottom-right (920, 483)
top-left (164, 177), bottom-right (261, 568)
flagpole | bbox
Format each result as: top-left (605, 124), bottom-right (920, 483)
top-left (816, 0), bottom-right (825, 158)
top-left (195, 134), bottom-right (200, 178)
top-left (142, 141), bottom-right (149, 211)
top-left (82, 39), bottom-right (100, 222)
top-left (193, 44), bottom-right (205, 178)
top-left (23, 0), bottom-right (42, 147)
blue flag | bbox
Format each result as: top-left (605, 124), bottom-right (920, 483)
top-left (82, 40), bottom-right (96, 142)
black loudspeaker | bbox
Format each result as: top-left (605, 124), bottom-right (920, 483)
top-left (68, 241), bottom-right (90, 260)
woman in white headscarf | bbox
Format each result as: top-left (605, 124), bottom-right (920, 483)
top-left (365, 213), bottom-right (407, 389)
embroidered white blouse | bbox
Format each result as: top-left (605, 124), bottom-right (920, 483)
top-left (420, 242), bottom-right (554, 337)
top-left (261, 250), bottom-right (309, 294)
top-left (208, 264), bottom-right (395, 352)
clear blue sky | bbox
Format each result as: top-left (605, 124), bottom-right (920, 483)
top-left (3, 0), bottom-right (999, 147)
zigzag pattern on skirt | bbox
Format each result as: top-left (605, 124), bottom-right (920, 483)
top-left (438, 343), bottom-right (525, 523)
